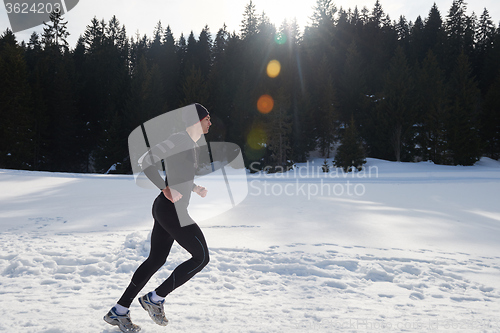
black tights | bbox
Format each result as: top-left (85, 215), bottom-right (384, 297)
top-left (117, 194), bottom-right (209, 308)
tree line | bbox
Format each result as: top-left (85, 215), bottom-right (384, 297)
top-left (0, 0), bottom-right (499, 174)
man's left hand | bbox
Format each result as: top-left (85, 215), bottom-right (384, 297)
top-left (193, 185), bottom-right (208, 198)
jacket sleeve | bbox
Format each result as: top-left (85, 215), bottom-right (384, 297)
top-left (143, 163), bottom-right (167, 190)
top-left (139, 134), bottom-right (194, 191)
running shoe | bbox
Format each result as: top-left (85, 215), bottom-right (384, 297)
top-left (138, 292), bottom-right (168, 326)
top-left (103, 307), bottom-right (141, 332)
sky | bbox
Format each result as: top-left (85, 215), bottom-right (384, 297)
top-left (1, 0), bottom-right (500, 47)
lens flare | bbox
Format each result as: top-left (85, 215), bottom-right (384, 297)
top-left (257, 94), bottom-right (274, 114)
top-left (274, 32), bottom-right (287, 45)
top-left (266, 60), bottom-right (281, 78)
top-left (246, 126), bottom-right (267, 150)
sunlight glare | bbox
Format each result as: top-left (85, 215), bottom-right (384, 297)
top-left (247, 126), bottom-right (267, 150)
top-left (266, 60), bottom-right (281, 78)
top-left (257, 94), bottom-right (274, 114)
top-left (274, 32), bottom-right (287, 45)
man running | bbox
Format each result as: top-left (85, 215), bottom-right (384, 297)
top-left (104, 103), bottom-right (212, 332)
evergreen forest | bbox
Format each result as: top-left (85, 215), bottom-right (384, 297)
top-left (1, 0), bottom-right (499, 173)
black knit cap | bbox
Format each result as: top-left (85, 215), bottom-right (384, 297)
top-left (183, 103), bottom-right (209, 128)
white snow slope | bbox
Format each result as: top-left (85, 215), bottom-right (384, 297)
top-left (1, 158), bottom-right (500, 333)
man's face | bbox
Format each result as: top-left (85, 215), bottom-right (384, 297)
top-left (201, 116), bottom-right (211, 134)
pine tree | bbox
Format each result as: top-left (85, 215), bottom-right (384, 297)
top-left (81, 16), bottom-right (130, 172)
top-left (266, 86), bottom-right (292, 169)
top-left (48, 56), bottom-right (81, 171)
top-left (376, 46), bottom-right (416, 161)
top-left (83, 17), bottom-right (105, 51)
top-left (241, 1), bottom-right (258, 39)
top-left (148, 20), bottom-right (164, 68)
top-left (144, 63), bottom-right (167, 119)
top-left (230, 73), bottom-right (254, 159)
top-left (161, 25), bottom-right (180, 110)
top-left (360, 0), bottom-right (397, 93)
top-left (257, 11), bottom-right (274, 36)
top-left (106, 15), bottom-right (125, 48)
top-left (276, 18), bottom-right (307, 163)
top-left (340, 41), bottom-right (367, 124)
top-left (360, 6), bottom-right (370, 24)
top-left (481, 73), bottom-right (500, 159)
top-left (445, 0), bottom-right (468, 73)
top-left (409, 16), bottom-right (425, 64)
top-left (373, 47), bottom-right (416, 161)
top-left (476, 9), bottom-right (497, 92)
top-left (416, 50), bottom-right (450, 164)
top-left (163, 25), bottom-right (176, 48)
top-left (152, 21), bottom-right (163, 48)
top-left (335, 115), bottom-right (366, 172)
top-left (100, 110), bottom-right (130, 173)
top-left (477, 9), bottom-right (496, 52)
top-left (370, 0), bottom-right (385, 27)
top-left (196, 25), bottom-right (213, 80)
top-left (184, 31), bottom-right (197, 69)
top-left (42, 10), bottom-right (70, 52)
top-left (25, 32), bottom-right (50, 170)
top-left (0, 29), bottom-right (34, 169)
top-left (447, 51), bottom-right (481, 165)
top-left (71, 36), bottom-right (88, 171)
top-left (209, 24), bottom-right (232, 141)
top-left (213, 24), bottom-right (229, 64)
top-left (310, 0), bottom-right (336, 27)
top-left (463, 12), bottom-right (477, 61)
top-left (25, 32), bottom-right (42, 66)
top-left (395, 15), bottom-right (410, 50)
top-left (306, 0), bottom-right (336, 60)
top-left (30, 22), bottom-right (81, 171)
top-left (423, 4), bottom-right (446, 65)
top-left (181, 65), bottom-right (210, 107)
top-left (313, 55), bottom-right (338, 158)
top-left (124, 55), bottom-right (148, 130)
top-left (177, 32), bottom-right (187, 62)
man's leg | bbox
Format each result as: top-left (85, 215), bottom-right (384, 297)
top-left (154, 222), bottom-right (210, 297)
top-left (117, 221), bottom-right (174, 308)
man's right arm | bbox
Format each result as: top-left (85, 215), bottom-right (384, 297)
top-left (143, 163), bottom-right (166, 190)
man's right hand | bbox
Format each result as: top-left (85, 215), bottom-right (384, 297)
top-left (162, 186), bottom-right (183, 203)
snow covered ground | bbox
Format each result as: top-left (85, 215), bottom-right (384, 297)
top-left (1, 158), bottom-right (500, 332)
